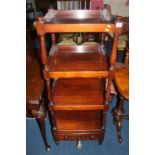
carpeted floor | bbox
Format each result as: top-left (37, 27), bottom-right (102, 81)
top-left (26, 96), bottom-right (129, 155)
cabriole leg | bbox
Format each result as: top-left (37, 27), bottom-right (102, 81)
top-left (32, 102), bottom-right (51, 151)
top-left (112, 95), bottom-right (128, 144)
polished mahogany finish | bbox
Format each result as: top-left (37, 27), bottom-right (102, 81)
top-left (114, 67), bottom-right (129, 100)
top-left (52, 78), bottom-right (106, 110)
top-left (112, 66), bottom-right (129, 144)
top-left (46, 45), bottom-right (108, 78)
top-left (107, 16), bottom-right (129, 144)
top-left (26, 58), bottom-right (51, 151)
top-left (49, 45), bottom-right (107, 71)
top-left (50, 78), bottom-right (107, 143)
top-left (35, 10), bottom-right (123, 147)
top-left (36, 10), bottom-right (122, 34)
top-left (26, 59), bottom-right (43, 102)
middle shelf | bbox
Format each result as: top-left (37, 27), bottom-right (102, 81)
top-left (45, 45), bottom-right (110, 78)
top-left (49, 78), bottom-right (109, 111)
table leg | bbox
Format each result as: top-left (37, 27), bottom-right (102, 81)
top-left (111, 95), bottom-right (129, 143)
top-left (31, 101), bottom-right (51, 151)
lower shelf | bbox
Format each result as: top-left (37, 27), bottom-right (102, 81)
top-left (54, 110), bottom-right (102, 130)
top-left (50, 78), bottom-right (107, 143)
top-left (50, 110), bottom-right (107, 142)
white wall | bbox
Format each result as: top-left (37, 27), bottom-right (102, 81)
top-left (104, 0), bottom-right (129, 16)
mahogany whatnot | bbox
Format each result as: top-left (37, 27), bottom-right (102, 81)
top-left (35, 10), bottom-right (123, 147)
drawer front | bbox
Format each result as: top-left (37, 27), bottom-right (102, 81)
top-left (53, 130), bottom-right (104, 141)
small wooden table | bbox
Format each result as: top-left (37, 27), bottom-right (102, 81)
top-left (26, 58), bottom-right (51, 151)
top-left (112, 66), bottom-right (129, 143)
top-left (115, 66), bottom-right (129, 100)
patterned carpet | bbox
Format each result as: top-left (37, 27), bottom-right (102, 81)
top-left (26, 96), bottom-right (129, 155)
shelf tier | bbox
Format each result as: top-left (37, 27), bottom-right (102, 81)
top-left (45, 45), bottom-right (112, 78)
top-left (54, 111), bottom-right (103, 130)
top-left (36, 10), bottom-right (123, 34)
top-left (50, 78), bottom-right (109, 111)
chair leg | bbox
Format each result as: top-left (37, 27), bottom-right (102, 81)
top-left (31, 103), bottom-right (51, 151)
top-left (111, 95), bottom-right (128, 144)
top-left (36, 117), bottom-right (51, 151)
top-left (98, 137), bottom-right (104, 145)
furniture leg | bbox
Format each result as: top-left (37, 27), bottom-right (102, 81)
top-left (49, 111), bottom-right (60, 145)
top-left (31, 102), bottom-right (51, 151)
top-left (36, 116), bottom-right (51, 151)
top-left (98, 112), bottom-right (106, 145)
top-left (98, 137), bottom-right (104, 145)
top-left (112, 95), bottom-right (128, 144)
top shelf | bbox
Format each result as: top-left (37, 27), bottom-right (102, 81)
top-left (43, 10), bottom-right (115, 24)
top-left (36, 10), bottom-right (124, 34)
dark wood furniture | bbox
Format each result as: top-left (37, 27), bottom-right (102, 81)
top-left (26, 58), bottom-right (51, 151)
top-left (112, 65), bottom-right (129, 144)
top-left (111, 26), bottom-right (129, 143)
top-left (114, 67), bottom-right (129, 99)
top-left (35, 10), bottom-right (123, 148)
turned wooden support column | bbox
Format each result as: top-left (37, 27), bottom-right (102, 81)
top-left (45, 78), bottom-right (53, 104)
top-left (37, 17), bottom-right (54, 106)
top-left (99, 112), bottom-right (106, 145)
top-left (110, 33), bottom-right (119, 65)
top-left (100, 33), bottom-right (106, 46)
top-left (124, 48), bottom-right (129, 65)
top-left (105, 78), bottom-right (112, 106)
top-left (49, 111), bottom-right (59, 145)
top-left (105, 61), bottom-right (115, 105)
top-left (36, 17), bottom-right (48, 67)
top-left (51, 33), bottom-right (56, 45)
top-left (39, 35), bottom-right (48, 67)
top-left (39, 34), bottom-right (53, 105)
top-left (105, 33), bottom-right (118, 103)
